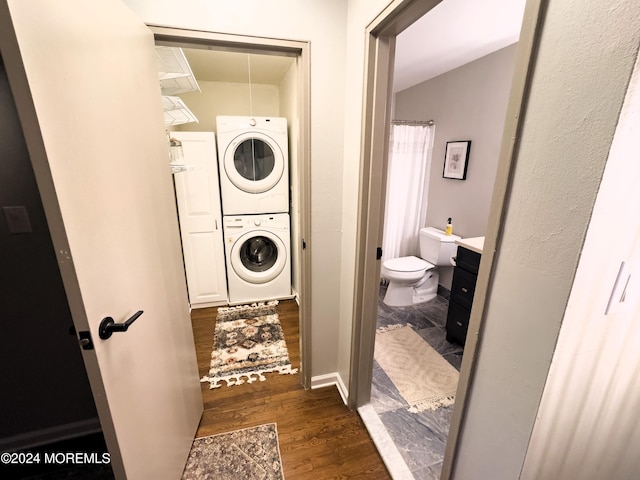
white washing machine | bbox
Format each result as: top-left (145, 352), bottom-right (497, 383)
top-left (216, 116), bottom-right (289, 215)
top-left (223, 213), bottom-right (292, 305)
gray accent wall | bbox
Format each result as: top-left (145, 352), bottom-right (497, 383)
top-left (395, 44), bottom-right (517, 239)
top-left (394, 44), bottom-right (518, 287)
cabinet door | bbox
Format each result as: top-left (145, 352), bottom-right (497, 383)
top-left (172, 131), bottom-right (228, 306)
top-left (456, 246), bottom-right (481, 274)
top-left (450, 266), bottom-right (478, 309)
top-left (446, 300), bottom-right (470, 345)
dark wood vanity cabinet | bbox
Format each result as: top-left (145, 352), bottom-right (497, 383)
top-left (446, 246), bottom-right (481, 344)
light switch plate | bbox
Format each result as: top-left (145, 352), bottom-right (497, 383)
top-left (605, 260), bottom-right (638, 315)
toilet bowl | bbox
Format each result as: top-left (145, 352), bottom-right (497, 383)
top-left (381, 227), bottom-right (460, 306)
top-left (381, 256), bottom-right (439, 306)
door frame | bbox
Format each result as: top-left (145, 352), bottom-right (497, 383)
top-left (149, 26), bottom-right (312, 389)
top-left (348, 0), bottom-right (545, 477)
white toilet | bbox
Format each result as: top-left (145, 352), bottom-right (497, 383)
top-left (381, 227), bottom-right (460, 306)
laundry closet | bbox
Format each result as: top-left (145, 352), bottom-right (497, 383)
top-left (156, 46), bottom-right (300, 308)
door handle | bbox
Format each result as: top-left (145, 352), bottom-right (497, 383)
top-left (99, 310), bottom-right (143, 340)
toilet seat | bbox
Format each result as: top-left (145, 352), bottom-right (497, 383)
top-left (382, 256), bottom-right (434, 283)
top-left (383, 256), bottom-right (432, 272)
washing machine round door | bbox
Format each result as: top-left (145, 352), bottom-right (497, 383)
top-left (224, 132), bottom-right (285, 193)
top-left (230, 230), bottom-right (287, 284)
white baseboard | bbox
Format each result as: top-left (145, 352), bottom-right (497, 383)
top-left (190, 300), bottom-right (227, 309)
top-left (311, 372), bottom-right (348, 405)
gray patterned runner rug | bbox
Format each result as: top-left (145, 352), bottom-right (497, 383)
top-left (182, 424), bottom-right (284, 480)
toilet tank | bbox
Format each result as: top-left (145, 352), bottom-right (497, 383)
top-left (419, 227), bottom-right (461, 265)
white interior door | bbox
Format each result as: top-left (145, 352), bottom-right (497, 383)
top-left (171, 131), bottom-right (228, 307)
top-left (0, 1), bottom-right (203, 479)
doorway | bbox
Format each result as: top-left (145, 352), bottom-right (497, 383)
top-left (349, 0), bottom-right (544, 478)
top-left (150, 26), bottom-right (312, 388)
top-left (367, 2), bottom-right (525, 476)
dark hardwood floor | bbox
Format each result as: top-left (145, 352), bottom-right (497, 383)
top-left (191, 300), bottom-right (391, 479)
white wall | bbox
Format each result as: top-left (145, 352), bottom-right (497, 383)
top-left (175, 81), bottom-right (280, 131)
top-left (394, 44), bottom-right (517, 288)
top-left (452, 1), bottom-right (640, 478)
top-left (122, 0), bottom-right (348, 378)
top-left (337, 0), bottom-right (391, 388)
top-left (520, 50), bottom-right (640, 480)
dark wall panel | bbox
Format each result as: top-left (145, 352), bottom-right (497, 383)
top-left (0, 56), bottom-right (98, 446)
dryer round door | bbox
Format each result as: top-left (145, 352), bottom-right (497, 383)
top-left (230, 230), bottom-right (287, 284)
top-left (224, 132), bottom-right (285, 194)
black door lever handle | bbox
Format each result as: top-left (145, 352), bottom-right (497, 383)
top-left (99, 310), bottom-right (143, 340)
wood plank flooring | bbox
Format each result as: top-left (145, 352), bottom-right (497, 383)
top-left (191, 300), bottom-right (391, 479)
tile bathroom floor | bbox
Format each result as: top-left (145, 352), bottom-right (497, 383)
top-left (371, 284), bottom-right (464, 480)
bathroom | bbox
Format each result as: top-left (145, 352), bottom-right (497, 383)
top-left (368, 13), bottom-right (522, 480)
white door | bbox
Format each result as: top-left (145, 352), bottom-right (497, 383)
top-left (171, 131), bottom-right (228, 307)
top-left (0, 1), bottom-right (203, 479)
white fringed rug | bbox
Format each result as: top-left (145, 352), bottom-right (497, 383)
top-left (200, 301), bottom-right (297, 389)
top-left (375, 325), bottom-right (459, 412)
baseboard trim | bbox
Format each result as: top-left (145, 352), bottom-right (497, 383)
top-left (311, 372), bottom-right (348, 405)
top-left (190, 300), bottom-right (227, 309)
top-left (0, 417), bottom-right (102, 451)
top-left (437, 284), bottom-right (451, 300)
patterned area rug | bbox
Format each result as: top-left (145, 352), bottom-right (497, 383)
top-left (200, 301), bottom-right (297, 389)
top-left (182, 424), bottom-right (284, 480)
top-left (375, 325), bottom-right (459, 412)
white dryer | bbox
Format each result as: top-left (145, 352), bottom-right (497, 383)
top-left (223, 213), bottom-right (292, 305)
top-left (216, 116), bottom-right (289, 215)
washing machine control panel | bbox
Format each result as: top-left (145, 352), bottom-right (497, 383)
top-left (224, 214), bottom-right (290, 233)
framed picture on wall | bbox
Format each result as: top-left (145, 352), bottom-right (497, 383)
top-left (443, 140), bottom-right (471, 180)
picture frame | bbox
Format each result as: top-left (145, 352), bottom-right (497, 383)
top-left (443, 140), bottom-right (471, 180)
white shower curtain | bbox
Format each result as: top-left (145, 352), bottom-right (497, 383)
top-left (381, 124), bottom-right (434, 263)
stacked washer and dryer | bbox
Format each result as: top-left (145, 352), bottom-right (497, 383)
top-left (216, 116), bottom-right (292, 305)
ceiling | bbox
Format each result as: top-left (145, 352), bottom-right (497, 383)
top-left (182, 0), bottom-right (526, 93)
top-left (394, 0), bottom-right (527, 92)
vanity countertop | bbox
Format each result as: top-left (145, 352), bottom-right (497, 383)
top-left (455, 236), bottom-right (484, 254)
